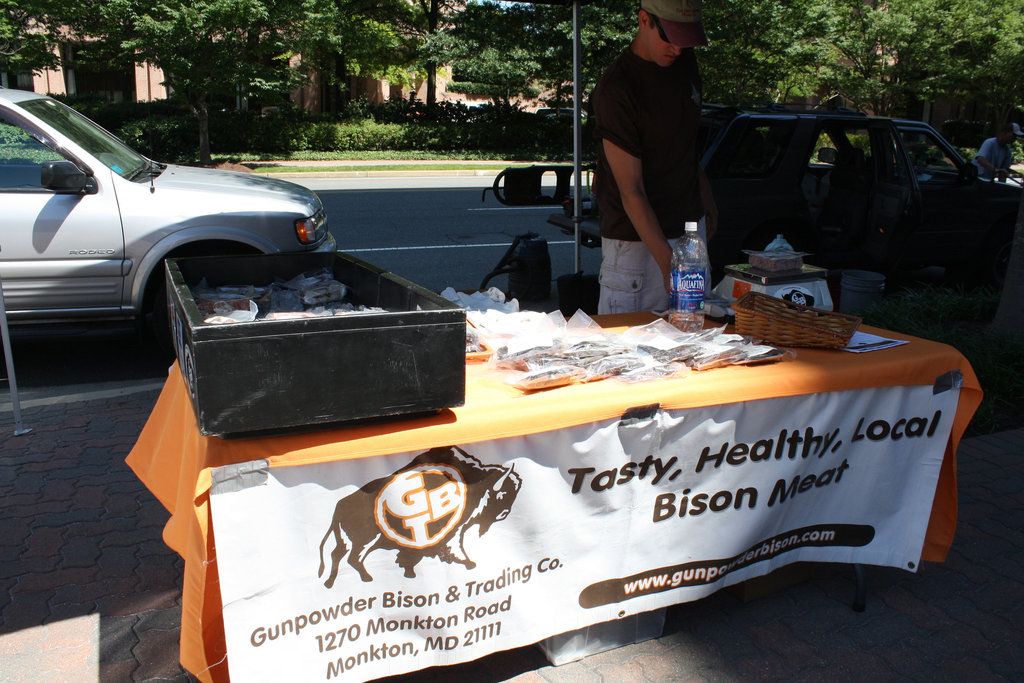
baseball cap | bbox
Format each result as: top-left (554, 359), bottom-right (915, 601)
top-left (641, 0), bottom-right (708, 48)
top-left (1012, 122), bottom-right (1023, 137)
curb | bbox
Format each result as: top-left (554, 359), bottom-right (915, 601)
top-left (0, 379), bottom-right (166, 414)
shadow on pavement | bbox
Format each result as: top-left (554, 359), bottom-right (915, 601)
top-left (1, 329), bottom-right (172, 391)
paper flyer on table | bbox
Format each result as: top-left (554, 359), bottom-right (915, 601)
top-left (843, 331), bottom-right (909, 353)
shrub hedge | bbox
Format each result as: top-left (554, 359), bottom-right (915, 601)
top-left (47, 98), bottom-right (1017, 167)
top-left (54, 96), bottom-right (579, 163)
top-left (941, 119), bottom-right (990, 148)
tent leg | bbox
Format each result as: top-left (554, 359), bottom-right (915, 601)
top-left (851, 563), bottom-right (867, 612)
top-left (0, 276), bottom-right (31, 436)
top-left (571, 0), bottom-right (583, 274)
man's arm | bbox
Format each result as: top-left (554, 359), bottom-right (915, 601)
top-left (970, 156), bottom-right (995, 174)
top-left (976, 155), bottom-right (1015, 181)
top-left (974, 138), bottom-right (1009, 179)
top-left (975, 153), bottom-right (1000, 174)
top-left (602, 138), bottom-right (674, 295)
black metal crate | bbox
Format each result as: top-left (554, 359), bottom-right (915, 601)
top-left (165, 252), bottom-right (466, 437)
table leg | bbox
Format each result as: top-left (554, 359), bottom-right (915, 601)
top-left (851, 563), bottom-right (867, 612)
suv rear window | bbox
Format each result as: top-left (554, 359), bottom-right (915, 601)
top-left (721, 119), bottom-right (796, 178)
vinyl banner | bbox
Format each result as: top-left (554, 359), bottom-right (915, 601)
top-left (209, 384), bottom-right (959, 682)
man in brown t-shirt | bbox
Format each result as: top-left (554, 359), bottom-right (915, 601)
top-left (592, 0), bottom-right (717, 314)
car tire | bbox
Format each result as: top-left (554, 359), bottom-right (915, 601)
top-left (143, 243), bottom-right (262, 358)
top-left (147, 279), bottom-right (175, 358)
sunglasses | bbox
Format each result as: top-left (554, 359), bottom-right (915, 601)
top-left (649, 13), bottom-right (672, 44)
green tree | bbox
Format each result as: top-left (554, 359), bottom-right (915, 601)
top-left (435, 0), bottom-right (633, 111)
top-left (436, 2), bottom-right (545, 108)
top-left (0, 0), bottom-right (60, 76)
top-left (701, 0), bottom-right (828, 105)
top-left (292, 0), bottom-right (417, 113)
top-left (124, 0), bottom-right (315, 164)
top-left (812, 0), bottom-right (1024, 120)
top-left (53, 0), bottom-right (415, 161)
top-left (535, 0), bottom-right (634, 109)
top-left (404, 0), bottom-right (461, 106)
top-left (55, 0), bottom-right (145, 88)
top-left (938, 0), bottom-right (1024, 128)
top-left (815, 0), bottom-right (938, 115)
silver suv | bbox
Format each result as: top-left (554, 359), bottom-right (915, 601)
top-left (0, 88), bottom-right (336, 346)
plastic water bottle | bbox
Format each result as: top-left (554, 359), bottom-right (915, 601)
top-left (669, 221), bottom-right (709, 332)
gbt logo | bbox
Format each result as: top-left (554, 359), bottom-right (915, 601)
top-left (374, 465), bottom-right (467, 548)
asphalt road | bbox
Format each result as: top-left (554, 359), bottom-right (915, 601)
top-left (1, 175), bottom-right (601, 392)
top-left (315, 184), bottom-right (599, 294)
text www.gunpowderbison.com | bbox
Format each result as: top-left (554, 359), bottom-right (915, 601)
top-left (579, 523), bottom-right (874, 608)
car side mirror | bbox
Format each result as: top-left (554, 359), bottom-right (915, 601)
top-left (959, 162), bottom-right (978, 184)
top-left (41, 160), bottom-right (95, 194)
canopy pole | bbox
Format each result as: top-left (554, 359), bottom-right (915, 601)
top-left (0, 275), bottom-right (31, 436)
top-left (571, 0), bottom-right (583, 273)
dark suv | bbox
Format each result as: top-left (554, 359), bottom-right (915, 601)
top-left (699, 105), bottom-right (1021, 285)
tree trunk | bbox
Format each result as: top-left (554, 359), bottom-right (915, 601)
top-left (333, 52), bottom-right (348, 112)
top-left (992, 189), bottom-right (1024, 333)
top-left (197, 102), bottom-right (211, 166)
top-left (189, 93), bottom-right (212, 166)
top-left (426, 61), bottom-right (437, 106)
top-left (424, 0), bottom-right (440, 106)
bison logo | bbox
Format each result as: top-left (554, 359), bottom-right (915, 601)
top-left (781, 288), bottom-right (815, 307)
top-left (318, 446), bottom-right (521, 586)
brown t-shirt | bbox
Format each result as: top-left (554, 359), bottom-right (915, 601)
top-left (592, 48), bottom-right (704, 241)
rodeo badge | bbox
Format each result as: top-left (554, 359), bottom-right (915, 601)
top-left (319, 446), bottom-right (521, 585)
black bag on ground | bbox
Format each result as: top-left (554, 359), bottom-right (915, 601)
top-left (479, 233), bottom-right (551, 302)
top-left (557, 271), bottom-right (599, 317)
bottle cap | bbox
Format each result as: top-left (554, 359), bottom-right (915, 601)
top-left (685, 221), bottom-right (698, 232)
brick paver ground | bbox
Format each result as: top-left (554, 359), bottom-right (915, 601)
top-left (1, 387), bottom-right (1021, 682)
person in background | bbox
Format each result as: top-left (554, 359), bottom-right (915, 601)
top-left (591, 0), bottom-right (718, 315)
top-left (973, 122), bottom-right (1023, 182)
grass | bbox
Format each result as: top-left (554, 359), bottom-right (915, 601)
top-left (251, 162), bottom-right (518, 174)
top-left (857, 285), bottom-right (1024, 435)
top-left (210, 151), bottom-right (547, 174)
top-left (213, 150), bottom-right (551, 163)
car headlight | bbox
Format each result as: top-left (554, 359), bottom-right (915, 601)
top-left (294, 209), bottom-right (327, 245)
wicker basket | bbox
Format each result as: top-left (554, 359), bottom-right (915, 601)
top-left (733, 291), bottom-right (861, 348)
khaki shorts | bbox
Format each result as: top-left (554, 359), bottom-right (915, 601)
top-left (598, 237), bottom-right (668, 314)
top-left (597, 219), bottom-right (707, 315)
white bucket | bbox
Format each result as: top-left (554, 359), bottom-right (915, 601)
top-left (839, 270), bottom-right (885, 314)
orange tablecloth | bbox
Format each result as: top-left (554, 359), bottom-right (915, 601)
top-left (127, 318), bottom-right (982, 682)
